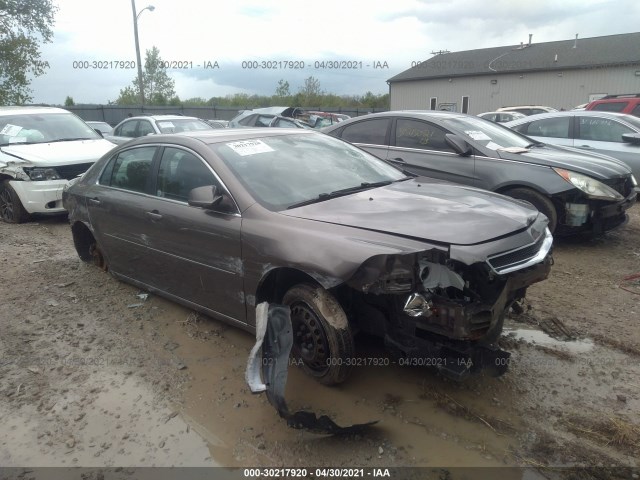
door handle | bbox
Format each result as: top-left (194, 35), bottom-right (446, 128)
top-left (88, 197), bottom-right (101, 205)
top-left (145, 210), bottom-right (163, 220)
top-left (390, 157), bottom-right (405, 163)
top-left (578, 145), bottom-right (593, 149)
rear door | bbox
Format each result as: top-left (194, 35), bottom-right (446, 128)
top-left (386, 117), bottom-right (476, 185)
top-left (86, 145), bottom-right (159, 281)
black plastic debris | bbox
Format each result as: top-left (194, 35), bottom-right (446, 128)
top-left (246, 302), bottom-right (377, 435)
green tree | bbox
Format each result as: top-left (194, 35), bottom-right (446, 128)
top-left (64, 95), bottom-right (74, 106)
top-left (275, 79), bottom-right (290, 97)
top-left (0, 0), bottom-right (58, 105)
top-left (116, 46), bottom-right (178, 105)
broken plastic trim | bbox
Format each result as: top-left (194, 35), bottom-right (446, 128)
top-left (403, 293), bottom-right (433, 317)
top-left (245, 302), bottom-right (378, 434)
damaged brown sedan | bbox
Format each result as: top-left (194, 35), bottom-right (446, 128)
top-left (63, 129), bottom-right (553, 385)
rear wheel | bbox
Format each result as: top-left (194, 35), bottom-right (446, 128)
top-left (282, 284), bottom-right (355, 385)
top-left (0, 179), bottom-right (30, 224)
top-left (504, 187), bottom-right (557, 233)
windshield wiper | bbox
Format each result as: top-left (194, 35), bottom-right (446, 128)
top-left (524, 141), bottom-right (545, 148)
top-left (287, 180), bottom-right (401, 210)
top-left (47, 137), bottom-right (95, 143)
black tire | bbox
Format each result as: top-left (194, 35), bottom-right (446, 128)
top-left (504, 187), bottom-right (558, 233)
top-left (0, 179), bottom-right (30, 224)
top-left (282, 284), bottom-right (355, 385)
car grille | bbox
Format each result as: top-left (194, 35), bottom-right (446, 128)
top-left (487, 234), bottom-right (546, 273)
top-left (603, 176), bottom-right (632, 197)
top-left (56, 163), bottom-right (94, 180)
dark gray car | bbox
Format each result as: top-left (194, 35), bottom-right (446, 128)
top-left (504, 111), bottom-right (640, 180)
top-left (323, 111), bottom-right (638, 235)
top-left (63, 129), bottom-right (552, 384)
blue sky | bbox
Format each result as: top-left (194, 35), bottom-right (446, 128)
top-left (29, 0), bottom-right (640, 104)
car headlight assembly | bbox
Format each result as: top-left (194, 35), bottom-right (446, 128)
top-left (552, 168), bottom-right (623, 201)
top-left (25, 167), bottom-right (62, 181)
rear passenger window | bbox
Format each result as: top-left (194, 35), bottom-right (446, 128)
top-left (99, 146), bottom-right (156, 193)
top-left (340, 119), bottom-right (390, 145)
top-left (395, 119), bottom-right (455, 152)
top-left (525, 117), bottom-right (570, 138)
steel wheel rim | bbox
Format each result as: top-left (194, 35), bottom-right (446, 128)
top-left (290, 302), bottom-right (330, 373)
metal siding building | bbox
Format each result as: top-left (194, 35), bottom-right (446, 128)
top-left (388, 33), bottom-right (640, 114)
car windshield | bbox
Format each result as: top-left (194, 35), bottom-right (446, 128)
top-left (443, 116), bottom-right (534, 150)
top-left (211, 133), bottom-right (407, 210)
top-left (156, 118), bottom-right (212, 134)
top-left (0, 112), bottom-right (101, 146)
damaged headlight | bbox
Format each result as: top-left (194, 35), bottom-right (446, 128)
top-left (24, 167), bottom-right (62, 181)
top-left (553, 168), bottom-right (623, 201)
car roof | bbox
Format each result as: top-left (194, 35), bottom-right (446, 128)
top-left (326, 111), bottom-right (472, 124)
top-left (498, 105), bottom-right (554, 109)
top-left (154, 127), bottom-right (316, 145)
top-left (128, 114), bottom-right (201, 121)
top-left (0, 106), bottom-right (71, 116)
top-left (504, 110), bottom-right (640, 125)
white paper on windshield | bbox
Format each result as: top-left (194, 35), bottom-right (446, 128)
top-left (485, 141), bottom-right (503, 150)
top-left (227, 139), bottom-right (274, 156)
top-left (157, 121), bottom-right (175, 128)
top-left (498, 146), bottom-right (530, 153)
top-left (0, 124), bottom-right (23, 136)
top-left (465, 130), bottom-right (491, 141)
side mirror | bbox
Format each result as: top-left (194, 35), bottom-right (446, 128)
top-left (188, 185), bottom-right (223, 209)
top-left (445, 133), bottom-right (473, 156)
top-left (622, 133), bottom-right (640, 145)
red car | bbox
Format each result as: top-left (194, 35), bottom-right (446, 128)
top-left (585, 94), bottom-right (640, 117)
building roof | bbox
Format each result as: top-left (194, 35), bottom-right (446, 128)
top-left (388, 32), bottom-right (640, 83)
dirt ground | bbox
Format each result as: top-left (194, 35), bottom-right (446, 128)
top-left (1, 208), bottom-right (639, 479)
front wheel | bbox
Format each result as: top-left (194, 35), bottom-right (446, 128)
top-left (282, 284), bottom-right (355, 385)
top-left (0, 179), bottom-right (30, 224)
top-left (504, 187), bottom-right (558, 233)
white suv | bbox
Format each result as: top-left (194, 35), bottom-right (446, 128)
top-left (0, 106), bottom-right (116, 223)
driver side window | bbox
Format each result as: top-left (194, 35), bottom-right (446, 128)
top-left (156, 147), bottom-right (220, 202)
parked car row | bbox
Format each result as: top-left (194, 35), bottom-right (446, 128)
top-left (322, 111), bottom-right (637, 235)
top-left (3, 102), bottom-right (637, 387)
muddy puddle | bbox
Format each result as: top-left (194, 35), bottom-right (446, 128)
top-left (134, 294), bottom-right (640, 470)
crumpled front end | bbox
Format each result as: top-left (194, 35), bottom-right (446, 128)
top-left (340, 217), bottom-right (553, 379)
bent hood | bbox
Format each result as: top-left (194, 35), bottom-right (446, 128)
top-left (281, 178), bottom-right (540, 246)
top-left (497, 144), bottom-right (631, 179)
top-left (0, 139), bottom-right (116, 167)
